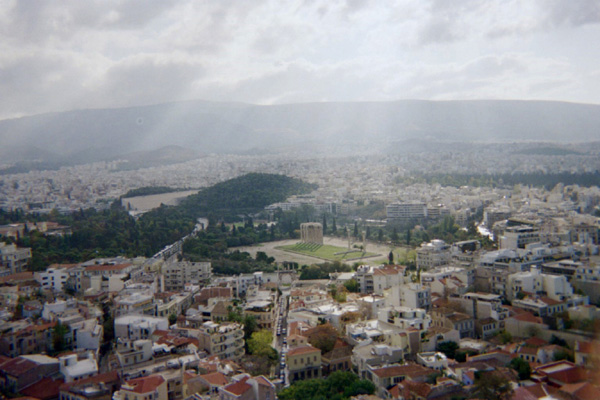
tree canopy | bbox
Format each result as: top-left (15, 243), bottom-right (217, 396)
top-left (278, 371), bottom-right (375, 400)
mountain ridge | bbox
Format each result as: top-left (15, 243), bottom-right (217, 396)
top-left (1, 99), bottom-right (599, 163)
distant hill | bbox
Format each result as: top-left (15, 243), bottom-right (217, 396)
top-left (177, 172), bottom-right (317, 217)
top-left (1, 99), bottom-right (600, 162)
top-left (0, 144), bottom-right (201, 174)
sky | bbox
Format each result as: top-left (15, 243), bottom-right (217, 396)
top-left (1, 0), bottom-right (600, 120)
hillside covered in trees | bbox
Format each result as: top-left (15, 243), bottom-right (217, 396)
top-left (178, 173), bottom-right (317, 219)
top-left (2, 173), bottom-right (317, 269)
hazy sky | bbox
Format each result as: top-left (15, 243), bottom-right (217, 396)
top-left (1, 0), bottom-right (599, 119)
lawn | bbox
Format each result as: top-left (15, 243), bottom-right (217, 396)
top-left (277, 242), bottom-right (377, 261)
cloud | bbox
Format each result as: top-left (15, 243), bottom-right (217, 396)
top-left (540, 0), bottom-right (600, 28)
top-left (0, 0), bottom-right (599, 120)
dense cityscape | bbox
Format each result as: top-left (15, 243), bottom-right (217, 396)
top-left (0, 146), bottom-right (599, 400)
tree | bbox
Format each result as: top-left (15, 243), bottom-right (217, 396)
top-left (498, 330), bottom-right (512, 344)
top-left (168, 313), bottom-right (178, 326)
top-left (473, 371), bottom-right (514, 400)
top-left (353, 222), bottom-right (358, 237)
top-left (391, 228), bottom-right (399, 243)
top-left (378, 229), bottom-right (383, 242)
top-left (278, 371), bottom-right (374, 400)
top-left (406, 228), bottom-right (411, 245)
top-left (243, 315), bottom-right (258, 340)
top-left (343, 279), bottom-right (360, 293)
top-left (307, 323), bottom-right (339, 354)
top-left (322, 215), bottom-right (328, 234)
top-left (388, 251), bottom-right (394, 265)
top-left (366, 226), bottom-right (371, 239)
top-left (509, 357), bottom-right (531, 380)
top-left (52, 322), bottom-right (69, 354)
top-left (332, 218), bottom-right (337, 234)
top-left (247, 330), bottom-right (277, 358)
top-left (436, 341), bottom-right (459, 360)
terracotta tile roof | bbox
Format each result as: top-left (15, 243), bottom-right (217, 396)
top-left (21, 377), bottom-right (64, 400)
top-left (48, 263), bottom-right (79, 270)
top-left (511, 386), bottom-right (539, 400)
top-left (0, 272), bottom-right (35, 284)
top-left (287, 345), bottom-right (320, 357)
top-left (518, 347), bottom-right (539, 355)
top-left (124, 375), bottom-right (165, 394)
top-left (546, 366), bottom-right (589, 385)
top-left (60, 371), bottom-right (120, 391)
top-left (371, 364), bottom-right (431, 379)
top-left (199, 372), bottom-right (228, 387)
top-left (447, 312), bottom-right (471, 322)
top-left (223, 376), bottom-right (252, 396)
top-left (539, 296), bottom-right (562, 306)
top-left (512, 312), bottom-right (543, 324)
top-left (575, 340), bottom-right (597, 354)
top-left (253, 376), bottom-right (273, 387)
top-left (558, 382), bottom-right (600, 400)
top-left (388, 384), bottom-right (401, 398)
top-left (400, 381), bottom-right (433, 397)
top-left (0, 357), bottom-right (38, 376)
top-left (525, 337), bottom-right (548, 348)
top-left (523, 383), bottom-right (556, 399)
top-left (84, 263), bottom-right (131, 272)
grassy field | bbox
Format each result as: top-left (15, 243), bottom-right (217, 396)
top-left (277, 242), bottom-right (377, 261)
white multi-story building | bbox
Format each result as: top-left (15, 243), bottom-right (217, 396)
top-left (163, 261), bottom-right (211, 291)
top-left (416, 240), bottom-right (451, 269)
top-left (59, 352), bottom-right (98, 383)
top-left (198, 321), bottom-right (245, 361)
top-left (390, 283), bottom-right (431, 310)
top-left (507, 266), bottom-right (574, 301)
top-left (35, 266), bottom-right (70, 292)
top-left (115, 292), bottom-right (155, 316)
top-left (114, 315), bottom-right (169, 341)
top-left (354, 264), bottom-right (405, 295)
top-left (421, 266), bottom-right (472, 294)
top-left (386, 202), bottom-right (427, 223)
top-left (0, 243), bottom-right (31, 274)
top-left (499, 225), bottom-right (540, 249)
top-left (377, 306), bottom-right (432, 331)
top-left (71, 318), bottom-right (103, 351)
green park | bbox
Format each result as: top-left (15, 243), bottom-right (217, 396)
top-left (277, 242), bottom-right (377, 261)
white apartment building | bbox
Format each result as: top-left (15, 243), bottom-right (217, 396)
top-left (386, 202), bottom-right (427, 223)
top-left (416, 240), bottom-right (451, 269)
top-left (507, 266), bottom-right (574, 301)
top-left (377, 306), bottom-right (432, 331)
top-left (114, 315), bottom-right (169, 340)
top-left (499, 225), bottom-right (540, 249)
top-left (115, 339), bottom-right (153, 367)
top-left (390, 283), bottom-right (431, 310)
top-left (0, 243), bottom-right (31, 274)
top-left (354, 264), bottom-right (405, 295)
top-left (35, 267), bottom-right (70, 292)
top-left (163, 261), bottom-right (211, 291)
top-left (198, 321), bottom-right (245, 361)
top-left (420, 266), bottom-right (472, 293)
top-left (71, 318), bottom-right (103, 351)
top-left (59, 352), bottom-right (98, 383)
top-left (115, 292), bottom-right (155, 316)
